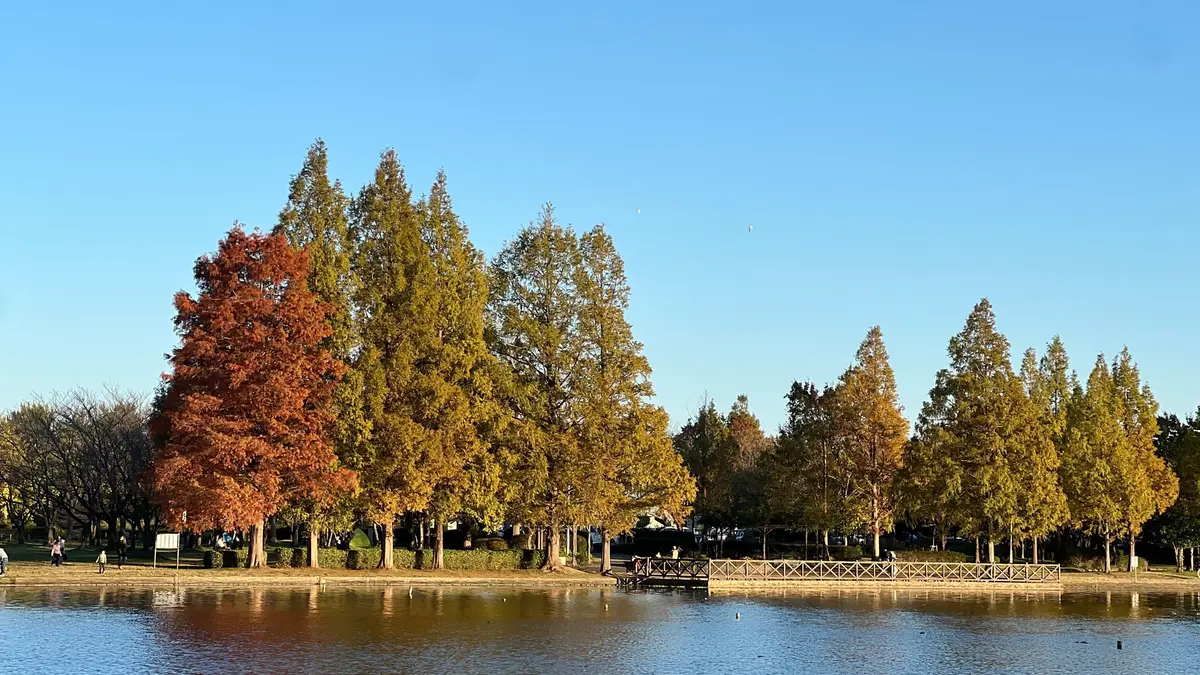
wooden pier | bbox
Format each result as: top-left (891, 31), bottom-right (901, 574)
top-left (622, 557), bottom-right (1061, 588)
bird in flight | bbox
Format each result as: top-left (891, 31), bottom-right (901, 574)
top-left (636, 209), bottom-right (642, 215)
top-left (748, 224), bottom-right (753, 233)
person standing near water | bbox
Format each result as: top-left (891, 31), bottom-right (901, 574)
top-left (96, 549), bottom-right (107, 575)
top-left (0, 546), bottom-right (8, 576)
top-left (50, 540), bottom-right (62, 567)
top-left (117, 535), bottom-right (128, 569)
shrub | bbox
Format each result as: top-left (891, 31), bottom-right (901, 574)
top-left (348, 528), bottom-right (372, 549)
top-left (442, 550), bottom-right (492, 571)
top-left (267, 548), bottom-right (290, 569)
top-left (1064, 553), bottom-right (1148, 572)
top-left (475, 538), bottom-right (509, 551)
top-left (290, 548), bottom-right (306, 568)
top-left (520, 549), bottom-right (547, 569)
top-left (203, 550), bottom-right (222, 569)
top-left (318, 548), bottom-right (348, 569)
top-left (393, 549), bottom-right (417, 569)
top-left (221, 550), bottom-right (248, 568)
top-left (897, 550), bottom-right (968, 563)
top-left (347, 548), bottom-right (382, 570)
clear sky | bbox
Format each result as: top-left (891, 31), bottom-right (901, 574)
top-left (2, 2), bottom-right (1197, 432)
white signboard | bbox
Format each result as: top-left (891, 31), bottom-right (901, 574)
top-left (153, 532), bottom-right (182, 569)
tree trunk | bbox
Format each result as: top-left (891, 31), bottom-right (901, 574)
top-left (45, 510), bottom-right (55, 546)
top-left (601, 527), bottom-right (612, 573)
top-left (1128, 532), bottom-right (1136, 572)
top-left (872, 493), bottom-right (881, 560)
top-left (822, 530), bottom-right (830, 560)
top-left (987, 534), bottom-right (995, 565)
top-left (433, 521), bottom-right (445, 570)
top-left (1103, 530), bottom-right (1112, 574)
top-left (1175, 545), bottom-right (1183, 573)
top-left (1033, 538), bottom-right (1039, 565)
top-left (307, 522), bottom-right (320, 569)
top-left (247, 520), bottom-right (267, 568)
top-left (939, 531), bottom-right (947, 553)
top-left (107, 516), bottom-right (119, 549)
top-left (378, 521), bottom-right (394, 570)
top-left (544, 520), bottom-right (561, 571)
top-left (762, 530), bottom-right (768, 560)
top-left (269, 516), bottom-right (278, 544)
top-left (974, 536), bottom-right (980, 564)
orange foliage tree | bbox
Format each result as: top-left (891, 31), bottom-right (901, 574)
top-left (149, 227), bottom-right (354, 568)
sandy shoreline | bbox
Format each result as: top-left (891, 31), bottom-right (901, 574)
top-left (1, 565), bottom-right (1197, 592)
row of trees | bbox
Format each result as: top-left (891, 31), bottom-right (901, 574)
top-left (0, 391), bottom-right (155, 547)
top-left (678, 300), bottom-right (1185, 572)
top-left (148, 141), bottom-right (694, 569)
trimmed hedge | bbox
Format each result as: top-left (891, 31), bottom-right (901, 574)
top-left (347, 548), bottom-right (382, 570)
top-left (212, 546), bottom-right (550, 571)
top-left (318, 548), bottom-right (348, 569)
top-left (897, 550), bottom-right (968, 563)
top-left (1065, 553), bottom-right (1148, 572)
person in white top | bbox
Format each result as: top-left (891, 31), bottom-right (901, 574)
top-left (0, 546), bottom-right (8, 576)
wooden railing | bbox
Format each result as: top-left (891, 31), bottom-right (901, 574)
top-left (707, 559), bottom-right (1060, 583)
top-left (631, 557), bottom-right (1061, 584)
top-left (633, 557), bottom-right (711, 581)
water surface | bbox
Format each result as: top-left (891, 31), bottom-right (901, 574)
top-left (2, 585), bottom-right (1198, 674)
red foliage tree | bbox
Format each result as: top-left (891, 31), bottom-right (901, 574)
top-left (149, 226), bottom-right (354, 567)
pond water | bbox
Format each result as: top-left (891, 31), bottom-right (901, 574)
top-left (1, 585), bottom-right (1198, 674)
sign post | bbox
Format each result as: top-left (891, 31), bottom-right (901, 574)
top-left (154, 533), bottom-right (181, 570)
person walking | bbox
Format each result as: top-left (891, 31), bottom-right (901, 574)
top-left (56, 537), bottom-right (67, 564)
top-left (50, 540), bottom-right (62, 567)
top-left (96, 549), bottom-right (107, 575)
top-left (0, 546), bottom-right (8, 576)
top-left (116, 535), bottom-right (128, 570)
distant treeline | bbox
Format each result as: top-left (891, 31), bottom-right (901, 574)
top-left (676, 301), bottom-right (1198, 573)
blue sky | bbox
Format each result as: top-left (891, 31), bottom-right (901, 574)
top-left (1, 2), bottom-right (1197, 432)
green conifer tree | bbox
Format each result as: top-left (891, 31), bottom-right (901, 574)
top-left (836, 327), bottom-right (909, 559)
top-left (273, 139), bottom-right (364, 567)
top-left (574, 225), bottom-right (694, 571)
top-left (350, 149), bottom-right (440, 569)
top-left (487, 204), bottom-right (589, 570)
top-left (1110, 348), bottom-right (1178, 570)
top-left (417, 171), bottom-right (507, 568)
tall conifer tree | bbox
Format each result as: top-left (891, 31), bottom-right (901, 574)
top-left (350, 150), bottom-right (440, 569)
top-left (837, 326), bottom-right (908, 559)
top-left (417, 172), bottom-right (506, 568)
top-left (574, 225), bottom-right (694, 571)
top-left (273, 139), bottom-right (364, 567)
top-left (1110, 348), bottom-right (1178, 569)
top-left (149, 228), bottom-right (352, 568)
top-left (487, 205), bottom-right (588, 570)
